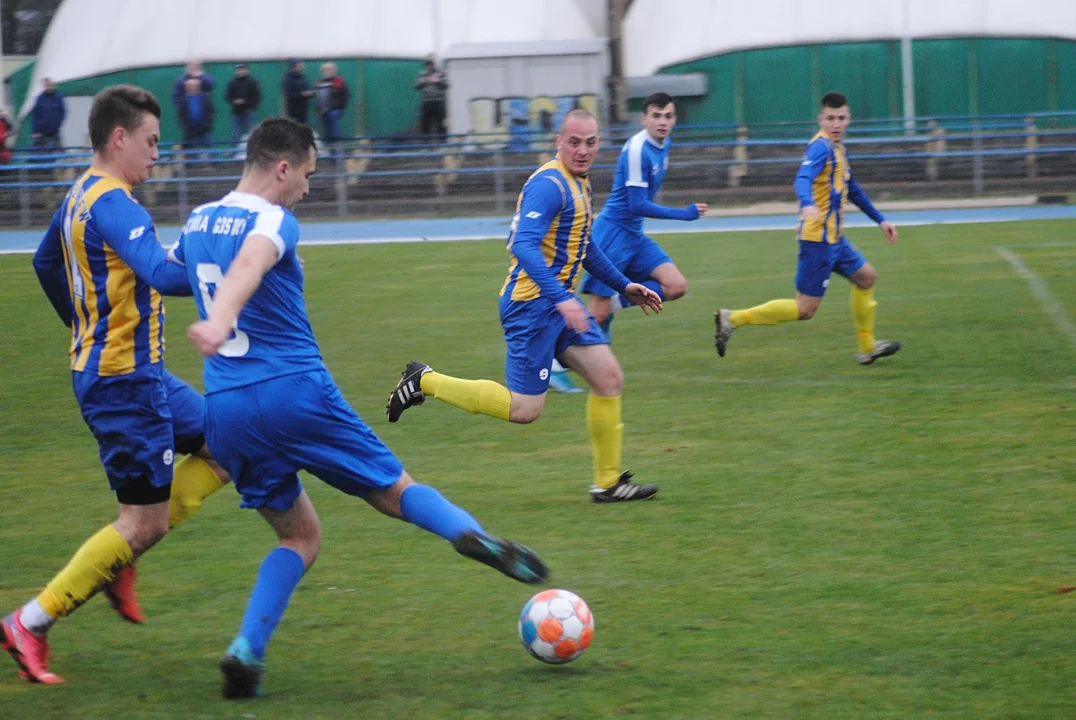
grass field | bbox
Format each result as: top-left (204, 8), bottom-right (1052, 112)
top-left (1, 220), bottom-right (1074, 719)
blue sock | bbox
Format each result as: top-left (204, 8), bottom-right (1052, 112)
top-left (238, 547), bottom-right (306, 659)
top-left (617, 280), bottom-right (665, 311)
top-left (400, 484), bottom-right (483, 542)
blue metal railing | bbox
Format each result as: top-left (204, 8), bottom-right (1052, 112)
top-left (1, 110), bottom-right (1072, 226)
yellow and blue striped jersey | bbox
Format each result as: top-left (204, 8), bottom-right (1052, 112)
top-left (794, 131), bottom-right (885, 243)
top-left (500, 159), bottom-right (594, 304)
top-left (36, 169), bottom-right (188, 376)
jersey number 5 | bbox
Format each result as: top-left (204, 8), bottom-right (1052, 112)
top-left (195, 263), bottom-right (250, 357)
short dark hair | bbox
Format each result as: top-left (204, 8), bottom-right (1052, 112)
top-left (821, 92), bottom-right (849, 110)
top-left (642, 92), bottom-right (675, 113)
top-left (88, 85), bottom-right (161, 151)
top-left (245, 117), bottom-right (317, 170)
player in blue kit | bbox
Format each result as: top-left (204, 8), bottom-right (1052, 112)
top-left (175, 118), bottom-right (548, 700)
top-left (3, 86), bottom-right (227, 686)
top-left (386, 110), bottom-right (665, 503)
top-left (580, 92), bottom-right (708, 340)
top-left (714, 92), bottom-right (901, 365)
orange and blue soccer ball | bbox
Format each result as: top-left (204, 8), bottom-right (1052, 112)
top-left (518, 589), bottom-right (594, 664)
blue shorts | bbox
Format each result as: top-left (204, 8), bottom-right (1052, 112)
top-left (73, 368), bottom-right (205, 491)
top-left (205, 370), bottom-right (403, 512)
top-left (499, 295), bottom-right (608, 395)
top-left (794, 237), bottom-right (867, 297)
top-left (580, 217), bottom-right (672, 297)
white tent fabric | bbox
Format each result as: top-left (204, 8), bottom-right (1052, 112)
top-left (624, 0), bottom-right (1076, 76)
top-left (22, 0), bottom-right (603, 115)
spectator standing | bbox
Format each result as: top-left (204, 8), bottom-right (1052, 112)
top-left (415, 58), bottom-right (448, 141)
top-left (282, 60), bottom-right (314, 125)
top-left (173, 61), bottom-right (216, 111)
top-left (30, 78), bottom-right (66, 152)
top-left (225, 64), bottom-right (261, 144)
top-left (177, 78), bottom-right (215, 150)
top-left (315, 62), bottom-right (349, 147)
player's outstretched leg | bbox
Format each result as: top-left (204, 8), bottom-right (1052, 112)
top-left (714, 300), bottom-right (800, 357)
top-left (387, 361), bottom-right (512, 423)
top-left (369, 478), bottom-right (549, 584)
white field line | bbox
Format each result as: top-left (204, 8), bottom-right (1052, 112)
top-left (995, 246), bottom-right (1076, 352)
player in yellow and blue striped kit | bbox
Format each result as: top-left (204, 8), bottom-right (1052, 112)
top-left (387, 110), bottom-right (665, 503)
top-left (715, 92), bottom-right (901, 365)
top-left (2, 86), bottom-right (228, 686)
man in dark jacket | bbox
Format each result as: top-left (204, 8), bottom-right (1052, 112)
top-left (225, 64), bottom-right (261, 143)
top-left (30, 78), bottom-right (66, 151)
top-left (315, 62), bottom-right (349, 146)
top-left (177, 77), bottom-right (214, 150)
top-left (282, 60), bottom-right (314, 125)
top-left (415, 58), bottom-right (448, 141)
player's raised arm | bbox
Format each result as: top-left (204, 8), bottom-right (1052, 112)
top-left (95, 195), bottom-right (191, 296)
top-left (508, 177), bottom-right (575, 304)
top-left (32, 208), bottom-right (74, 327)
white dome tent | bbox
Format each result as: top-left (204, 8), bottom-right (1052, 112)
top-left (623, 0), bottom-right (1076, 77)
top-left (21, 0), bottom-right (606, 118)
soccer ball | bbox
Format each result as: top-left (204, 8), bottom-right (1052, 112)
top-left (518, 589), bottom-right (594, 664)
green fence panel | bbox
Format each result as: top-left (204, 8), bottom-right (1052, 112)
top-left (742, 45), bottom-right (814, 124)
top-left (361, 58), bottom-right (426, 137)
top-left (912, 39), bottom-right (972, 117)
top-left (975, 38), bottom-right (1049, 115)
top-left (817, 42), bottom-right (895, 120)
top-left (658, 54), bottom-right (736, 126)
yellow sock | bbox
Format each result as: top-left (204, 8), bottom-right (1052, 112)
top-left (169, 455), bottom-right (227, 528)
top-left (730, 299), bottom-right (800, 327)
top-left (586, 394), bottom-right (623, 489)
top-left (420, 371), bottom-right (511, 421)
top-left (37, 524), bottom-right (134, 618)
top-left (851, 286), bottom-right (878, 354)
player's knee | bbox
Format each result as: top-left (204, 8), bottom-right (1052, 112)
top-left (856, 270), bottom-right (877, 290)
top-left (796, 301), bottom-right (818, 321)
top-left (284, 528), bottom-right (321, 569)
top-left (510, 405), bottom-right (543, 424)
top-left (663, 277), bottom-right (688, 301)
top-left (589, 365), bottom-right (624, 396)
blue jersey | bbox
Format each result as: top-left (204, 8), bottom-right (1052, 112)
top-left (170, 191), bottom-right (324, 394)
top-left (32, 169), bottom-right (191, 377)
top-left (598, 129), bottom-right (672, 233)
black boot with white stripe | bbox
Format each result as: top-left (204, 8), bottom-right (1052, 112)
top-left (589, 471), bottom-right (659, 503)
top-left (387, 361), bottom-right (432, 422)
